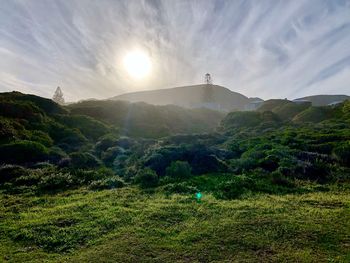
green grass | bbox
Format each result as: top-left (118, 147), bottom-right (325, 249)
top-left (1, 186), bottom-right (349, 262)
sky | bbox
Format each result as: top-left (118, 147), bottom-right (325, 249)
top-left (0, 0), bottom-right (349, 101)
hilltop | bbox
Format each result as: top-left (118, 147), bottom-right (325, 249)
top-left (111, 84), bottom-right (250, 111)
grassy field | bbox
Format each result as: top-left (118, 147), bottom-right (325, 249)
top-left (1, 185), bottom-right (349, 263)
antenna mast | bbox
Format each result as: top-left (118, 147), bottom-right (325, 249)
top-left (205, 73), bottom-right (212, 85)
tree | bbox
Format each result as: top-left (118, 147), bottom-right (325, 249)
top-left (52, 86), bottom-right (64, 104)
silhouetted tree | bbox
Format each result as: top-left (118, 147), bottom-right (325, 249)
top-left (52, 86), bottom-right (64, 104)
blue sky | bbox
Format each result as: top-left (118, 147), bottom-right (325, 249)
top-left (0, 0), bottom-right (349, 101)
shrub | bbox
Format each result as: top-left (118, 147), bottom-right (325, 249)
top-left (0, 100), bottom-right (43, 120)
top-left (296, 159), bottom-right (332, 182)
top-left (37, 171), bottom-right (75, 191)
top-left (134, 168), bottom-right (159, 188)
top-left (94, 135), bottom-right (118, 154)
top-left (71, 167), bottom-right (115, 184)
top-left (48, 147), bottom-right (68, 164)
top-left (165, 161), bottom-right (192, 179)
top-left (271, 171), bottom-right (294, 188)
top-left (229, 158), bottom-right (259, 173)
top-left (0, 140), bottom-right (49, 164)
top-left (214, 175), bottom-right (253, 199)
top-left (259, 154), bottom-right (280, 172)
top-left (30, 162), bottom-right (54, 169)
top-left (12, 171), bottom-right (41, 189)
top-left (48, 123), bottom-right (87, 152)
top-left (69, 152), bottom-right (101, 168)
top-left (0, 165), bottom-right (29, 184)
top-left (333, 142), bottom-right (350, 167)
top-left (0, 117), bottom-right (23, 142)
top-left (89, 177), bottom-right (125, 190)
top-left (30, 130), bottom-right (53, 147)
top-left (101, 146), bottom-right (124, 166)
top-left (163, 182), bottom-right (198, 194)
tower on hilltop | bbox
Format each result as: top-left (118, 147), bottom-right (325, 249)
top-left (205, 73), bottom-right (212, 85)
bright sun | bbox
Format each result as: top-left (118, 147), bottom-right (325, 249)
top-left (123, 50), bottom-right (152, 79)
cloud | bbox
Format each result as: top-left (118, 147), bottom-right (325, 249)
top-left (0, 0), bottom-right (349, 101)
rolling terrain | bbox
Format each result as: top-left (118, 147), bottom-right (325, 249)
top-left (0, 91), bottom-right (349, 262)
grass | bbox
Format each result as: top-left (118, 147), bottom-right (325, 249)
top-left (0, 185), bottom-right (349, 262)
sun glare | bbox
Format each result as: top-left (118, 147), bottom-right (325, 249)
top-left (123, 50), bottom-right (152, 79)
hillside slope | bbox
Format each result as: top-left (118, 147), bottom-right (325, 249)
top-left (111, 85), bottom-right (250, 111)
top-left (257, 99), bottom-right (311, 120)
top-left (294, 95), bottom-right (349, 106)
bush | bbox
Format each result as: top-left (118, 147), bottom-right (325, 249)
top-left (3, 166), bottom-right (121, 193)
top-left (0, 140), bottom-right (49, 164)
top-left (89, 177), bottom-right (125, 190)
top-left (134, 168), bottom-right (159, 188)
top-left (0, 117), bottom-right (23, 142)
top-left (48, 124), bottom-right (87, 152)
top-left (71, 167), bottom-right (115, 184)
top-left (0, 100), bottom-right (43, 120)
top-left (163, 182), bottom-right (198, 194)
top-left (0, 165), bottom-right (29, 184)
top-left (229, 158), bottom-right (259, 173)
top-left (333, 142), bottom-right (350, 166)
top-left (48, 147), bottom-right (68, 164)
top-left (30, 130), bottom-right (53, 147)
top-left (165, 161), bottom-right (192, 179)
top-left (101, 146), bottom-right (125, 166)
top-left (271, 171), bottom-right (294, 188)
top-left (69, 152), bottom-right (101, 168)
top-left (214, 175), bottom-right (253, 199)
top-left (37, 171), bottom-right (75, 192)
top-left (301, 159), bottom-right (332, 182)
top-left (94, 135), bottom-right (118, 154)
top-left (259, 154), bottom-right (280, 172)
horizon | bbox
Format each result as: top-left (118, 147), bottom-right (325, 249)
top-left (1, 0), bottom-right (350, 101)
top-left (2, 83), bottom-right (350, 104)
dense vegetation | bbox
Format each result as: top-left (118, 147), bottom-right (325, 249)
top-left (67, 100), bottom-right (224, 137)
top-left (0, 91), bottom-right (349, 262)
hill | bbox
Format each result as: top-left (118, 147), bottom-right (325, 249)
top-left (111, 84), bottom-right (250, 111)
top-left (0, 91), bottom-right (67, 115)
top-left (294, 95), bottom-right (349, 106)
top-left (257, 99), bottom-right (312, 120)
top-left (257, 99), bottom-right (291, 112)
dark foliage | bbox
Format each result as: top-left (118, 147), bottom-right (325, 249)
top-left (165, 161), bottom-right (192, 179)
top-left (134, 168), bottom-right (159, 188)
top-left (0, 140), bottom-right (49, 164)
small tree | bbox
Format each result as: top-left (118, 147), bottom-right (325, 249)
top-left (52, 86), bottom-right (64, 104)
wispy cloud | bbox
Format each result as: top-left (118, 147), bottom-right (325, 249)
top-left (0, 0), bottom-right (349, 101)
